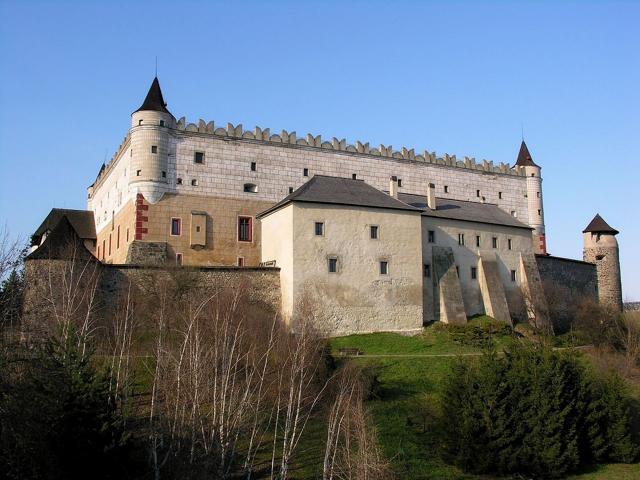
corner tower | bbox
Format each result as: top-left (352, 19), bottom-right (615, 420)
top-left (129, 77), bottom-right (176, 204)
top-left (514, 141), bottom-right (546, 254)
top-left (583, 214), bottom-right (622, 312)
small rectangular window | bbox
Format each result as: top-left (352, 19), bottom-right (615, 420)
top-left (538, 209), bottom-right (541, 216)
top-left (238, 257), bottom-right (245, 267)
top-left (423, 264), bottom-right (431, 278)
top-left (238, 216), bottom-right (252, 242)
top-left (151, 145), bottom-right (158, 154)
top-left (397, 179), bottom-right (402, 187)
top-left (315, 222), bottom-right (324, 236)
top-left (176, 253), bottom-right (183, 266)
top-left (117, 225), bottom-right (120, 249)
top-left (456, 265), bottom-right (459, 277)
top-left (428, 230), bottom-right (435, 243)
top-left (492, 237), bottom-right (498, 248)
top-left (126, 228), bottom-right (129, 243)
top-left (177, 178), bottom-right (183, 185)
top-left (458, 233), bottom-right (465, 246)
top-left (444, 185), bottom-right (449, 193)
top-left (508, 239), bottom-right (512, 250)
top-left (370, 225), bottom-right (378, 239)
top-left (498, 192), bottom-right (502, 199)
top-left (537, 192), bottom-right (540, 198)
top-left (471, 267), bottom-right (477, 280)
top-left (194, 151), bottom-right (204, 164)
top-left (159, 120), bottom-right (165, 127)
top-left (476, 235), bottom-right (480, 247)
top-left (136, 170), bottom-right (141, 176)
top-left (380, 261), bottom-right (388, 275)
top-left (476, 189), bottom-right (480, 197)
top-left (162, 171), bottom-right (166, 178)
top-left (511, 270), bottom-right (517, 282)
top-left (171, 218), bottom-right (181, 236)
top-left (250, 162), bottom-right (256, 171)
top-left (109, 234), bottom-right (112, 256)
top-left (288, 187), bottom-right (294, 194)
top-left (303, 168), bottom-right (309, 177)
top-left (511, 210), bottom-right (517, 217)
top-left (328, 258), bottom-right (337, 273)
top-left (138, 119), bottom-right (143, 125)
top-left (191, 179), bottom-right (198, 186)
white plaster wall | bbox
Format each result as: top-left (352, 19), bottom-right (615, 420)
top-left (289, 203), bottom-right (423, 336)
top-left (421, 217), bottom-right (533, 321)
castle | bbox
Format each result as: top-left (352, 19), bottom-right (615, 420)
top-left (25, 77), bottom-right (623, 335)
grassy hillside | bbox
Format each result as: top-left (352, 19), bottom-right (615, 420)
top-left (327, 319), bottom-right (640, 479)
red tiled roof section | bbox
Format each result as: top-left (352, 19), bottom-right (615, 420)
top-left (514, 140), bottom-right (539, 168)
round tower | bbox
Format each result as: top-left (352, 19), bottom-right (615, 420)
top-left (583, 214), bottom-right (622, 312)
top-left (129, 77), bottom-right (176, 204)
top-left (514, 141), bottom-right (546, 254)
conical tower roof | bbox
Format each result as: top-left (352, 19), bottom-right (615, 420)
top-left (583, 214), bottom-right (619, 235)
top-left (514, 140), bottom-right (539, 167)
top-left (134, 77), bottom-right (172, 115)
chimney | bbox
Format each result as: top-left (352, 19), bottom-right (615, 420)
top-left (427, 183), bottom-right (437, 210)
top-left (389, 176), bottom-right (398, 199)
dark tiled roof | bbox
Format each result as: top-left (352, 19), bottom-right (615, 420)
top-left (583, 214), bottom-right (619, 235)
top-left (27, 215), bottom-right (97, 261)
top-left (33, 209), bottom-right (96, 244)
top-left (513, 140), bottom-right (539, 168)
top-left (134, 77), bottom-right (172, 115)
top-left (257, 175), bottom-right (422, 218)
top-left (398, 193), bottom-right (532, 230)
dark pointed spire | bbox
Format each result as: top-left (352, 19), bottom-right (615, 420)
top-left (583, 214), bottom-right (619, 235)
top-left (514, 140), bottom-right (539, 167)
top-left (135, 77), bottom-right (172, 115)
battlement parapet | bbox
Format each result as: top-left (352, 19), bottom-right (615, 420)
top-left (176, 117), bottom-right (525, 177)
top-left (92, 134), bottom-right (131, 190)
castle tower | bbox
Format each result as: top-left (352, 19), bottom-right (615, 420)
top-left (514, 141), bottom-right (546, 254)
top-left (583, 214), bottom-right (622, 311)
top-left (129, 77), bottom-right (176, 204)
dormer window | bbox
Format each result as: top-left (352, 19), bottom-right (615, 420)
top-left (244, 183), bottom-right (258, 193)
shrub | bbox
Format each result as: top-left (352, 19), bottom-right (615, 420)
top-left (438, 343), bottom-right (639, 478)
top-left (443, 316), bottom-right (513, 348)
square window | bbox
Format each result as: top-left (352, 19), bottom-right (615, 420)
top-left (444, 185), bottom-right (449, 193)
top-left (471, 267), bottom-right (477, 280)
top-left (303, 168), bottom-right (309, 177)
top-left (151, 145), bottom-right (158, 154)
top-left (177, 177), bottom-right (183, 185)
top-left (476, 235), bottom-right (480, 247)
top-left (138, 119), bottom-right (143, 125)
top-left (458, 233), bottom-right (465, 246)
top-left (423, 264), bottom-right (431, 278)
top-left (191, 179), bottom-right (198, 186)
top-left (251, 162), bottom-right (256, 171)
top-left (492, 237), bottom-right (498, 248)
top-left (428, 230), bottom-right (435, 243)
top-left (511, 210), bottom-right (517, 217)
top-left (238, 216), bottom-right (252, 242)
top-left (370, 225), bottom-right (378, 239)
top-left (171, 218), bottom-right (181, 236)
top-left (508, 239), bottom-right (512, 250)
top-left (380, 261), bottom-right (389, 275)
top-left (136, 170), bottom-right (141, 176)
top-left (328, 258), bottom-right (337, 273)
top-left (511, 270), bottom-right (517, 282)
top-left (288, 187), bottom-right (294, 194)
top-left (194, 151), bottom-right (205, 164)
top-left (315, 222), bottom-right (324, 236)
top-left (176, 253), bottom-right (183, 266)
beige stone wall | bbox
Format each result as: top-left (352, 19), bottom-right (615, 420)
top-left (583, 233), bottom-right (623, 311)
top-left (421, 217), bottom-right (533, 322)
top-left (262, 203), bottom-right (423, 336)
top-left (261, 206), bottom-right (294, 320)
top-left (96, 199), bottom-right (137, 264)
top-left (137, 193), bottom-right (272, 266)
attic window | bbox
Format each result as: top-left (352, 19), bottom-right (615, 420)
top-left (151, 145), bottom-right (158, 154)
top-left (244, 183), bottom-right (258, 193)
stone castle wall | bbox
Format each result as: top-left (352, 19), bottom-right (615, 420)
top-left (535, 255), bottom-right (598, 330)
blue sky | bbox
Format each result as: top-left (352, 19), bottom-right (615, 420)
top-left (0, 1), bottom-right (638, 300)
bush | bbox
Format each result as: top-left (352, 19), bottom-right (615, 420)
top-left (438, 344), bottom-right (639, 478)
top-left (442, 316), bottom-right (513, 348)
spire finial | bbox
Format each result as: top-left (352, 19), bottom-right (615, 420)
top-left (155, 56), bottom-right (158, 77)
top-left (521, 121), bottom-right (524, 141)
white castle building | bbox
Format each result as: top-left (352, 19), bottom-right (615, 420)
top-left (27, 77), bottom-right (622, 335)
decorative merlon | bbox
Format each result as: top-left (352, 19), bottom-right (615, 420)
top-left (176, 117), bottom-right (524, 176)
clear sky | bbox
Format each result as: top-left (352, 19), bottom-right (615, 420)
top-left (0, 1), bottom-right (638, 300)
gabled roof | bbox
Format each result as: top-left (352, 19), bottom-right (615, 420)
top-left (134, 77), bottom-right (172, 115)
top-left (27, 215), bottom-right (97, 261)
top-left (583, 214), bottom-right (619, 235)
top-left (514, 140), bottom-right (539, 168)
top-left (257, 175), bottom-right (422, 218)
top-left (32, 209), bottom-right (96, 245)
top-left (398, 193), bottom-right (532, 230)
